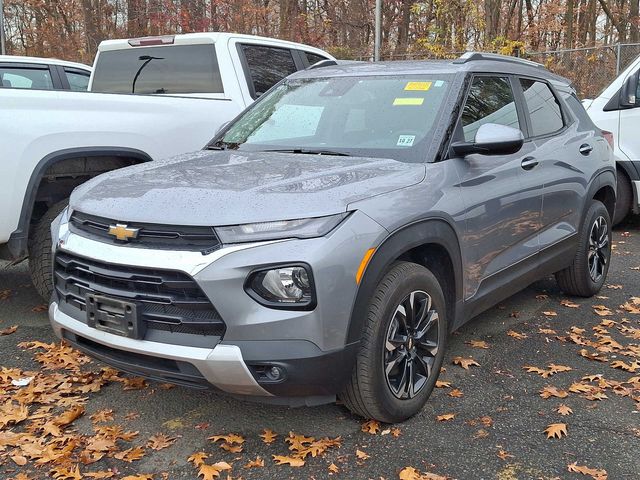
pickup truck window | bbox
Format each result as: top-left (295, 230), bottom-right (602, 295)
top-left (0, 66), bottom-right (54, 90)
top-left (64, 68), bottom-right (90, 92)
top-left (91, 44), bottom-right (224, 94)
top-left (304, 51), bottom-right (329, 66)
top-left (240, 45), bottom-right (297, 98)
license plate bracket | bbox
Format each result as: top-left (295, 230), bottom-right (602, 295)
top-left (86, 294), bottom-right (144, 339)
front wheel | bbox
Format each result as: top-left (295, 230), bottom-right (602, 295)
top-left (555, 200), bottom-right (611, 297)
top-left (340, 261), bottom-right (447, 423)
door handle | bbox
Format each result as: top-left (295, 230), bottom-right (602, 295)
top-left (521, 157), bottom-right (539, 170)
top-left (579, 143), bottom-right (593, 155)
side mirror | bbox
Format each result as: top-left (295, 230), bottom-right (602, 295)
top-left (450, 123), bottom-right (524, 157)
top-left (620, 70), bottom-right (640, 107)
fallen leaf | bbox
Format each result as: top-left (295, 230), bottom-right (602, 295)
top-left (448, 388), bottom-right (463, 398)
top-left (561, 299), bottom-right (580, 308)
top-left (452, 356), bottom-right (480, 369)
top-left (260, 429), bottom-right (277, 444)
top-left (543, 311), bottom-right (558, 317)
top-left (272, 455), bottom-right (305, 467)
top-left (567, 462), bottom-right (608, 480)
top-left (187, 452), bottom-right (209, 467)
top-left (497, 449), bottom-right (513, 460)
top-left (361, 419), bottom-right (380, 434)
top-left (507, 330), bottom-right (527, 340)
top-left (197, 462), bottom-right (232, 480)
top-left (436, 413), bottom-right (455, 421)
top-left (147, 433), bottom-right (177, 451)
top-left (556, 404), bottom-right (573, 416)
top-left (328, 462), bottom-right (339, 473)
top-left (540, 386), bottom-right (569, 399)
top-left (0, 325), bottom-right (18, 336)
top-left (545, 422), bottom-right (568, 439)
top-left (356, 449), bottom-right (369, 460)
top-left (244, 456), bottom-right (264, 468)
top-left (465, 340), bottom-right (489, 349)
top-left (435, 380), bottom-right (451, 388)
top-left (113, 446), bottom-right (145, 462)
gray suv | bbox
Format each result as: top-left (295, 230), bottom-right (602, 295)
top-left (49, 53), bottom-right (616, 422)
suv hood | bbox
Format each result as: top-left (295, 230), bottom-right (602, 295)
top-left (70, 150), bottom-right (425, 226)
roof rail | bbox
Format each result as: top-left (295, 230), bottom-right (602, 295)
top-left (453, 52), bottom-right (544, 68)
top-left (307, 59), bottom-right (339, 70)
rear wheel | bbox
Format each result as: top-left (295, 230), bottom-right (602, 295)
top-left (612, 169), bottom-right (632, 226)
top-left (28, 200), bottom-right (68, 300)
top-left (555, 200), bottom-right (611, 297)
top-left (340, 261), bottom-right (447, 423)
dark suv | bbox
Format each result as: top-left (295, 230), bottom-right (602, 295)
top-left (49, 52), bottom-right (615, 422)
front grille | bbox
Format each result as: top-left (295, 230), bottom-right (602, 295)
top-left (54, 252), bottom-right (225, 337)
top-left (69, 211), bottom-right (221, 252)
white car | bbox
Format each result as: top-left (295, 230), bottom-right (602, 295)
top-left (584, 56), bottom-right (640, 224)
top-left (0, 55), bottom-right (92, 91)
top-left (0, 33), bottom-right (334, 299)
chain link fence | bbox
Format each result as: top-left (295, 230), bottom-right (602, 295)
top-left (526, 43), bottom-right (640, 98)
top-left (356, 43), bottom-right (640, 98)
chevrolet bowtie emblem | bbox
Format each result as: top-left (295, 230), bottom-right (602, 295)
top-left (107, 224), bottom-right (140, 242)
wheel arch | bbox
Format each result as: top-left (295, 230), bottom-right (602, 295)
top-left (589, 169), bottom-right (617, 222)
top-left (346, 218), bottom-right (464, 344)
top-left (5, 146), bottom-right (152, 260)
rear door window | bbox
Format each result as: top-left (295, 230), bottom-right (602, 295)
top-left (519, 79), bottom-right (564, 137)
top-left (0, 66), bottom-right (54, 90)
top-left (91, 44), bottom-right (223, 94)
top-left (240, 45), bottom-right (297, 98)
top-left (461, 76), bottom-right (521, 142)
top-left (64, 68), bottom-right (91, 91)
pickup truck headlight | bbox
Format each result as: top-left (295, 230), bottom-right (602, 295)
top-left (214, 213), bottom-right (349, 243)
top-left (246, 265), bottom-right (315, 309)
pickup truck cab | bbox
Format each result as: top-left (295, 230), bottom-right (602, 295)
top-left (584, 54), bottom-right (640, 224)
top-left (90, 32), bottom-right (333, 101)
top-left (0, 33), bottom-right (333, 300)
top-left (0, 55), bottom-right (91, 91)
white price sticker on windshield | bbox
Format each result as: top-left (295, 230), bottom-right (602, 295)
top-left (397, 135), bottom-right (415, 147)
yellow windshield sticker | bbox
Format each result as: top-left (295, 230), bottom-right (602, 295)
top-left (405, 81), bottom-right (432, 91)
top-left (393, 97), bottom-right (424, 106)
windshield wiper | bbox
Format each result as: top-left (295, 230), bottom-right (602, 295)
top-left (262, 148), bottom-right (351, 157)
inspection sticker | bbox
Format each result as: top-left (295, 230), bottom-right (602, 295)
top-left (393, 97), bottom-right (424, 106)
top-left (405, 81), bottom-right (432, 91)
top-left (434, 80), bottom-right (445, 87)
top-left (397, 135), bottom-right (416, 147)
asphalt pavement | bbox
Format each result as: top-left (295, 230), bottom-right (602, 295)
top-left (0, 217), bottom-right (639, 479)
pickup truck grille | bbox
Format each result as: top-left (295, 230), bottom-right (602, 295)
top-left (69, 211), bottom-right (221, 252)
top-left (54, 252), bottom-right (226, 337)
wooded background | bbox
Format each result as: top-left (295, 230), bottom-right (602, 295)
top-left (3, 0), bottom-right (640, 63)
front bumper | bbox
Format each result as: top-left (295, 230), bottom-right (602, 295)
top-left (49, 209), bottom-right (386, 401)
top-left (50, 302), bottom-right (271, 396)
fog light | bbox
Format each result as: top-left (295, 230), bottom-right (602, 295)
top-left (246, 265), bottom-right (315, 309)
top-left (267, 366), bottom-right (284, 380)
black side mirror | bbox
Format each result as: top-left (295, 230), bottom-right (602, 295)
top-left (620, 70), bottom-right (640, 108)
top-left (450, 123), bottom-right (524, 157)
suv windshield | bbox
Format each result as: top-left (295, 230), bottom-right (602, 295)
top-left (216, 74), bottom-right (453, 162)
top-left (91, 44), bottom-right (223, 94)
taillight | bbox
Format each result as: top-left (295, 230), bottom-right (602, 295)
top-left (602, 130), bottom-right (614, 149)
top-left (128, 36), bottom-right (175, 47)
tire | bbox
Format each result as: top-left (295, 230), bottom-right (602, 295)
top-left (612, 169), bottom-right (632, 226)
top-left (340, 261), bottom-right (447, 423)
top-left (555, 200), bottom-right (611, 297)
top-left (28, 199), bottom-right (69, 301)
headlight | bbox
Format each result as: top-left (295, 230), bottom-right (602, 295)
top-left (246, 265), bottom-right (315, 309)
top-left (215, 213), bottom-right (349, 243)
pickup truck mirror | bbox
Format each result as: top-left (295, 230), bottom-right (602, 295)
top-left (450, 123), bottom-right (524, 157)
top-left (620, 70), bottom-right (640, 108)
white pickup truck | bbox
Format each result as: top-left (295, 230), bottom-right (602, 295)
top-left (0, 33), bottom-right (333, 299)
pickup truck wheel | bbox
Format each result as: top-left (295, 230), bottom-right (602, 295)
top-left (555, 200), bottom-right (611, 297)
top-left (612, 169), bottom-right (632, 226)
top-left (340, 261), bottom-right (447, 423)
top-left (28, 200), bottom-right (68, 301)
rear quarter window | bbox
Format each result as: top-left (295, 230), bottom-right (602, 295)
top-left (91, 44), bottom-right (223, 94)
top-left (519, 79), bottom-right (564, 137)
